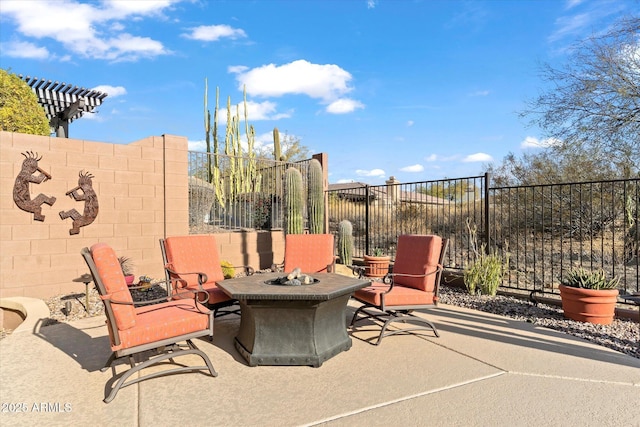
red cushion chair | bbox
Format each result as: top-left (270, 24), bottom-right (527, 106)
top-left (160, 235), bottom-right (253, 316)
top-left (81, 243), bottom-right (216, 403)
top-left (281, 233), bottom-right (336, 274)
top-left (350, 235), bottom-right (448, 345)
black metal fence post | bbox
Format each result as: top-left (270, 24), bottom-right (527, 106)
top-left (365, 185), bottom-right (370, 255)
top-left (484, 172), bottom-right (490, 254)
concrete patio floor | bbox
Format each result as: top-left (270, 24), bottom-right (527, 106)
top-left (1, 301), bottom-right (639, 427)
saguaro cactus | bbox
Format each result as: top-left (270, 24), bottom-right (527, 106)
top-left (337, 220), bottom-right (353, 265)
top-left (284, 167), bottom-right (303, 235)
top-left (273, 127), bottom-right (282, 161)
top-left (307, 158), bottom-right (324, 234)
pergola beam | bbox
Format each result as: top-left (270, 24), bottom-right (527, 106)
top-left (19, 75), bottom-right (108, 138)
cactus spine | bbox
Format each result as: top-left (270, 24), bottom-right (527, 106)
top-left (337, 220), bottom-right (353, 265)
top-left (307, 158), bottom-right (324, 234)
top-left (284, 167), bottom-right (303, 235)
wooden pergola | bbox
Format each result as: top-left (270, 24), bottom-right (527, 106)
top-left (20, 75), bottom-right (108, 138)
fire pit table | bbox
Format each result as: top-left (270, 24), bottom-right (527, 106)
top-left (216, 272), bottom-right (369, 367)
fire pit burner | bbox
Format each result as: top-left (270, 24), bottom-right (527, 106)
top-left (265, 276), bottom-right (319, 286)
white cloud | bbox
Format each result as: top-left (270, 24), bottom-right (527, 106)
top-left (326, 98), bottom-right (365, 114)
top-left (188, 139), bottom-right (207, 152)
top-left (231, 60), bottom-right (361, 105)
top-left (407, 120), bottom-right (414, 126)
top-left (0, 0), bottom-right (176, 61)
top-left (469, 90), bottom-right (490, 97)
top-left (92, 85), bottom-right (127, 97)
top-left (424, 154), bottom-right (438, 162)
top-left (182, 24), bottom-right (247, 41)
top-left (1, 41), bottom-right (49, 59)
top-left (336, 178), bottom-right (356, 183)
top-left (400, 164), bottom-right (424, 172)
top-left (463, 153), bottom-right (493, 162)
top-left (520, 136), bottom-right (561, 149)
top-left (356, 169), bottom-right (385, 178)
top-left (367, 1), bottom-right (377, 9)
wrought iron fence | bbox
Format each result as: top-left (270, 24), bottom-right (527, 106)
top-left (327, 175), bottom-right (640, 300)
top-left (188, 151), bottom-right (312, 233)
top-left (491, 178), bottom-right (639, 299)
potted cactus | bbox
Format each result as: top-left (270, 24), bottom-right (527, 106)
top-left (118, 256), bottom-right (135, 286)
top-left (363, 248), bottom-right (390, 278)
top-left (559, 268), bottom-right (619, 325)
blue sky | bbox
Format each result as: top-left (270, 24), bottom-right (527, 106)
top-left (1, 0), bottom-right (636, 184)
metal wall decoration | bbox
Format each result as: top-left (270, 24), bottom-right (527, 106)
top-left (13, 151), bottom-right (56, 221)
top-left (60, 170), bottom-right (99, 235)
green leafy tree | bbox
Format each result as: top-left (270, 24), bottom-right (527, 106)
top-left (519, 15), bottom-right (640, 178)
top-left (0, 69), bottom-right (49, 135)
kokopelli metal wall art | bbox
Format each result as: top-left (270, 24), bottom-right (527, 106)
top-left (60, 170), bottom-right (99, 235)
top-left (13, 151), bottom-right (56, 221)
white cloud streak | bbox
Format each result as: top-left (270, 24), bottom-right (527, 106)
top-left (520, 136), bottom-right (561, 149)
top-left (182, 25), bottom-right (247, 41)
top-left (400, 164), bottom-right (424, 172)
top-left (355, 169), bottom-right (385, 178)
top-left (462, 153), bottom-right (493, 162)
top-left (92, 85), bottom-right (127, 97)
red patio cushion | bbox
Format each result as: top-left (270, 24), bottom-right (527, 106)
top-left (113, 299), bottom-right (209, 351)
top-left (392, 235), bottom-right (442, 292)
top-left (164, 235), bottom-right (229, 305)
top-left (354, 282), bottom-right (435, 307)
top-left (284, 234), bottom-right (335, 273)
top-left (90, 243), bottom-right (136, 330)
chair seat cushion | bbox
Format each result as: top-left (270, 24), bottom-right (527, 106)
top-left (353, 283), bottom-right (435, 307)
top-left (113, 299), bottom-right (209, 351)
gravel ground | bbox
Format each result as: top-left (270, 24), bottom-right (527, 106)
top-left (438, 286), bottom-right (639, 359)
top-left (2, 280), bottom-right (638, 359)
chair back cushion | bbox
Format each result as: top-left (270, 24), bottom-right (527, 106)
top-left (284, 234), bottom-right (335, 273)
top-left (90, 243), bottom-right (136, 330)
top-left (163, 235), bottom-right (224, 287)
top-left (392, 235), bottom-right (443, 292)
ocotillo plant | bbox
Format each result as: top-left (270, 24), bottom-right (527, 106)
top-left (307, 158), bottom-right (324, 234)
top-left (284, 167), bottom-right (303, 235)
top-left (337, 220), bottom-right (353, 265)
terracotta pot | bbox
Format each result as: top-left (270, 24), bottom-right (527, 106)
top-left (363, 255), bottom-right (390, 278)
top-left (558, 284), bottom-right (619, 325)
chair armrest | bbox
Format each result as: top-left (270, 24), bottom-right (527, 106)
top-left (350, 265), bottom-right (366, 278)
top-left (165, 265), bottom-right (208, 287)
top-left (233, 265), bottom-right (255, 276)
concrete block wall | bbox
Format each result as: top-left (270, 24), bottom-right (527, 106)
top-left (0, 131), bottom-right (189, 299)
top-left (1, 131), bottom-right (289, 300)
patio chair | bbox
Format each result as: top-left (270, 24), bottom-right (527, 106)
top-left (273, 233), bottom-right (336, 274)
top-left (81, 243), bottom-right (217, 404)
top-left (350, 234), bottom-right (448, 345)
top-left (160, 235), bottom-right (254, 317)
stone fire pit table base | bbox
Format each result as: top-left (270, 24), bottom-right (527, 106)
top-left (216, 273), bottom-right (369, 367)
